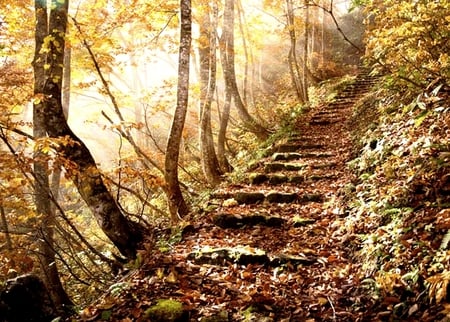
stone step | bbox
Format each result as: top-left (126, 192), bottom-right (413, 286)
top-left (212, 213), bottom-right (285, 229)
top-left (248, 172), bottom-right (336, 185)
top-left (272, 152), bottom-right (303, 161)
top-left (187, 246), bottom-right (316, 267)
top-left (313, 111), bottom-right (341, 118)
top-left (264, 162), bottom-right (307, 173)
top-left (272, 152), bottom-right (334, 161)
top-left (277, 143), bottom-right (324, 152)
top-left (211, 191), bottom-right (324, 204)
top-left (309, 118), bottom-right (342, 126)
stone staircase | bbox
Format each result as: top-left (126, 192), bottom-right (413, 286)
top-left (173, 71), bottom-right (380, 320)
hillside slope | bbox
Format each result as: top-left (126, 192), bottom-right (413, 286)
top-left (74, 71), bottom-right (450, 322)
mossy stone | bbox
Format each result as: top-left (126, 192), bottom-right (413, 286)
top-left (144, 299), bottom-right (188, 322)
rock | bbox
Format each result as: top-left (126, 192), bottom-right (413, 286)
top-left (289, 175), bottom-right (305, 184)
top-left (293, 217), bottom-right (316, 227)
top-left (266, 192), bottom-right (297, 203)
top-left (0, 274), bottom-right (57, 322)
top-left (268, 174), bottom-right (289, 185)
top-left (188, 247), bottom-right (270, 266)
top-left (264, 163), bottom-right (306, 173)
top-left (272, 152), bottom-right (302, 161)
top-left (276, 144), bottom-right (301, 153)
top-left (212, 213), bottom-right (285, 229)
top-left (299, 193), bottom-right (323, 203)
top-left (248, 173), bottom-right (269, 185)
top-left (200, 311), bottom-right (229, 322)
top-left (144, 299), bottom-right (189, 322)
top-left (284, 163), bottom-right (307, 171)
top-left (234, 192), bottom-right (265, 204)
top-left (188, 248), bottom-right (316, 268)
top-left (264, 162), bottom-right (286, 172)
top-left (270, 253), bottom-right (316, 266)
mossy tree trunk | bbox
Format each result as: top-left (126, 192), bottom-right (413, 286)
top-left (32, 0), bottom-right (72, 309)
top-left (33, 0), bottom-right (143, 260)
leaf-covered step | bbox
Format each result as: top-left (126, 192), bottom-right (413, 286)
top-left (264, 162), bottom-right (307, 173)
top-left (272, 152), bottom-right (303, 161)
top-left (248, 173), bottom-right (304, 185)
top-left (266, 191), bottom-right (298, 203)
top-left (272, 152), bottom-right (334, 161)
top-left (309, 118), bottom-right (342, 126)
top-left (310, 162), bottom-right (338, 169)
top-left (248, 173), bottom-right (288, 185)
top-left (286, 135), bottom-right (329, 143)
top-left (188, 247), bottom-right (269, 266)
top-left (212, 213), bottom-right (285, 229)
top-left (293, 216), bottom-right (316, 227)
top-left (234, 192), bottom-right (265, 204)
top-left (298, 193), bottom-right (324, 203)
top-left (187, 246), bottom-right (316, 267)
top-left (313, 111), bottom-right (341, 118)
top-left (307, 174), bottom-right (337, 181)
top-left (276, 143), bottom-right (324, 152)
top-left (212, 191), bottom-right (324, 205)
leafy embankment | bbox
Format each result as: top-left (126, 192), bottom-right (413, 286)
top-left (73, 71), bottom-right (449, 321)
top-left (341, 82), bottom-right (450, 319)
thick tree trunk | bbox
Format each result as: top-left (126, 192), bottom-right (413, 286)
top-left (32, 0), bottom-right (72, 309)
top-left (164, 0), bottom-right (192, 222)
top-left (199, 2), bottom-right (222, 186)
top-left (221, 0), bottom-right (269, 141)
top-left (34, 0), bottom-right (143, 260)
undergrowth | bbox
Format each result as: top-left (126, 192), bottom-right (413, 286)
top-left (344, 79), bottom-right (450, 316)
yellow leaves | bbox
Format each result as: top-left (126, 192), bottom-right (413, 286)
top-left (439, 53), bottom-right (449, 68)
top-left (365, 0), bottom-right (450, 87)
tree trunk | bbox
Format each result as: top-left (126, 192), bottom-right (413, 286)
top-left (217, 89), bottom-right (233, 173)
top-left (285, 0), bottom-right (305, 104)
top-left (199, 1), bottom-right (222, 186)
top-left (32, 0), bottom-right (72, 309)
top-left (221, 0), bottom-right (269, 141)
top-left (303, 0), bottom-right (310, 102)
top-left (34, 0), bottom-right (143, 260)
top-left (0, 205), bottom-right (12, 251)
top-left (164, 0), bottom-right (192, 222)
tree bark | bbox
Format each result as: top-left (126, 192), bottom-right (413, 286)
top-left (32, 0), bottom-right (72, 309)
top-left (220, 0), bottom-right (269, 141)
top-left (217, 89), bottom-right (233, 173)
top-left (199, 1), bottom-right (222, 186)
top-left (303, 0), bottom-right (310, 102)
top-left (164, 0), bottom-right (192, 222)
top-left (34, 0), bottom-right (143, 260)
top-left (285, 0), bottom-right (305, 103)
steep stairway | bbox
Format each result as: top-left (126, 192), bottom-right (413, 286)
top-left (98, 71), bottom-right (380, 321)
top-left (176, 71), bottom-right (380, 320)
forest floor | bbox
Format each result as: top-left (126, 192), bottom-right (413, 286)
top-left (77, 72), bottom-right (447, 322)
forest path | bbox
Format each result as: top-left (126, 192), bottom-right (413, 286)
top-left (105, 72), bottom-right (379, 321)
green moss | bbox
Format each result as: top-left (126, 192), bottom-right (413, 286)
top-left (144, 299), bottom-right (186, 322)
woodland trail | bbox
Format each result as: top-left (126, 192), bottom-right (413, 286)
top-left (100, 72), bottom-right (381, 321)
